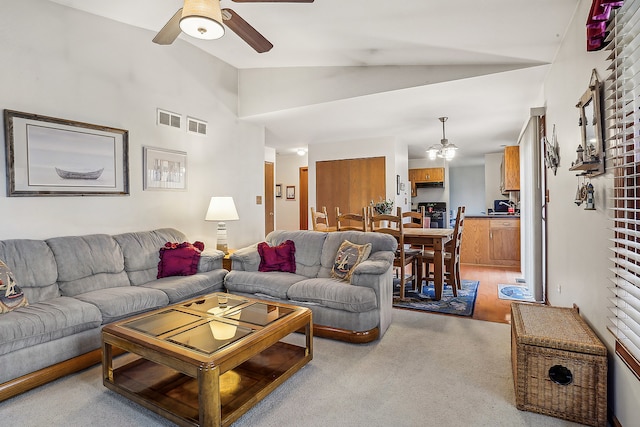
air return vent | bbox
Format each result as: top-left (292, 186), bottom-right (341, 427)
top-left (187, 117), bottom-right (207, 135)
top-left (157, 109), bottom-right (181, 129)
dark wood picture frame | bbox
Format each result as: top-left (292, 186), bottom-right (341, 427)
top-left (3, 110), bottom-right (129, 196)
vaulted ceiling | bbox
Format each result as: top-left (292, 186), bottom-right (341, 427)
top-left (47, 0), bottom-right (580, 165)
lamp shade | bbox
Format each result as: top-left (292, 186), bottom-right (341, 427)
top-left (205, 197), bottom-right (239, 222)
top-left (180, 0), bottom-right (225, 40)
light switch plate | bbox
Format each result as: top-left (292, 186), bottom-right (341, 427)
top-left (256, 196), bottom-right (262, 204)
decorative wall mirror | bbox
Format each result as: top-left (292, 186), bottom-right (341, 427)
top-left (570, 69), bottom-right (604, 176)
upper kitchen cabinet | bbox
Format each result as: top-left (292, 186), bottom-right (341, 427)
top-left (409, 167), bottom-right (445, 197)
top-left (501, 146), bottom-right (520, 193)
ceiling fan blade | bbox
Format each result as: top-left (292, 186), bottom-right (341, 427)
top-left (152, 8), bottom-right (183, 45)
top-left (222, 8), bottom-right (273, 53)
top-left (232, 1), bottom-right (314, 3)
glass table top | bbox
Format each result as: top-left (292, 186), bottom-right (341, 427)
top-left (120, 294), bottom-right (297, 355)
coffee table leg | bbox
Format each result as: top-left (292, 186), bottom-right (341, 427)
top-left (199, 364), bottom-right (221, 427)
top-left (102, 339), bottom-right (113, 383)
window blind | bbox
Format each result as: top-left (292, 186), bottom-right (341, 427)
top-left (606, 0), bottom-right (640, 378)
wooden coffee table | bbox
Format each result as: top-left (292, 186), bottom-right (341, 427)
top-left (102, 293), bottom-right (313, 427)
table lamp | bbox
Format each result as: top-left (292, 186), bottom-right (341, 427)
top-left (205, 196), bottom-right (239, 254)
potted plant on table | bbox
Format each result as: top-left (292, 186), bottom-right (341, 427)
top-left (370, 198), bottom-right (394, 215)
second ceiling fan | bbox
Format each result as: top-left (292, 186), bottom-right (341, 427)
top-left (153, 0), bottom-right (314, 53)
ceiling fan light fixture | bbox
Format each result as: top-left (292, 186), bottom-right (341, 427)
top-left (180, 0), bottom-right (225, 40)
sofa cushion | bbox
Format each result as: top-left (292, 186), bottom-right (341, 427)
top-left (266, 230), bottom-right (327, 278)
top-left (142, 270), bottom-right (227, 304)
top-left (0, 259), bottom-right (29, 313)
top-left (0, 239), bottom-right (60, 304)
top-left (46, 234), bottom-right (130, 296)
top-left (224, 270), bottom-right (306, 299)
top-left (331, 240), bottom-right (372, 281)
top-left (0, 296), bottom-right (102, 356)
top-left (157, 241), bottom-right (204, 278)
top-left (287, 278), bottom-right (378, 313)
top-left (74, 286), bottom-right (169, 324)
top-left (258, 240), bottom-right (296, 273)
top-left (319, 231), bottom-right (397, 278)
top-left (113, 228), bottom-right (187, 286)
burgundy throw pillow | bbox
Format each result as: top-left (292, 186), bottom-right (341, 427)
top-left (257, 240), bottom-right (296, 273)
top-left (157, 241), bottom-right (205, 279)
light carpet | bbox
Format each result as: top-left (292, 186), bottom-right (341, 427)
top-left (2, 309), bottom-right (582, 427)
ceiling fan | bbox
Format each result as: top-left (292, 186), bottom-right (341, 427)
top-left (153, 0), bottom-right (314, 53)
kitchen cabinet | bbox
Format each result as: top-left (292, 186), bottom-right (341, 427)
top-left (502, 146), bottom-right (520, 193)
top-left (409, 167), bottom-right (445, 197)
top-left (460, 217), bottom-right (520, 267)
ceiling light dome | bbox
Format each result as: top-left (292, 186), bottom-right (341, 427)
top-left (180, 0), bottom-right (225, 40)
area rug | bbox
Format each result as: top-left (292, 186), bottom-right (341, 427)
top-left (392, 279), bottom-right (479, 316)
top-left (497, 284), bottom-right (535, 301)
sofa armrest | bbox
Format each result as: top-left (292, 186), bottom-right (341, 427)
top-left (229, 244), bottom-right (261, 272)
top-left (351, 251), bottom-right (394, 279)
top-left (197, 249), bottom-right (224, 272)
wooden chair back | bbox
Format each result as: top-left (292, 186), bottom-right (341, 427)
top-left (370, 207), bottom-right (418, 299)
top-left (335, 207), bottom-right (368, 232)
top-left (420, 205), bottom-right (466, 295)
top-left (403, 206), bottom-right (425, 228)
top-left (310, 206), bottom-right (331, 231)
top-left (449, 206), bottom-right (466, 263)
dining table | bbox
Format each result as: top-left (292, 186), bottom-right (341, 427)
top-left (402, 227), bottom-right (454, 301)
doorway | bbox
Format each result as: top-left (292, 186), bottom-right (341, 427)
top-left (265, 161), bottom-right (274, 235)
top-left (299, 167), bottom-right (308, 230)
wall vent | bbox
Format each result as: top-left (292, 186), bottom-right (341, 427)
top-left (157, 109), bottom-right (181, 129)
top-left (187, 117), bottom-right (207, 135)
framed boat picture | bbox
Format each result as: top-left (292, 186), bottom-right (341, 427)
top-left (3, 110), bottom-right (129, 196)
top-left (143, 146), bottom-right (187, 191)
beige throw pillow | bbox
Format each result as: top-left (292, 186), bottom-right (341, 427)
top-left (331, 240), bottom-right (372, 282)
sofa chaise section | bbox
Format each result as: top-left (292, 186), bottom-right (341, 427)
top-left (0, 239), bottom-right (103, 398)
top-left (225, 230), bottom-right (397, 343)
top-left (0, 228), bottom-right (227, 402)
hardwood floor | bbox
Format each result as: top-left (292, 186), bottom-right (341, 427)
top-left (462, 263), bottom-right (522, 324)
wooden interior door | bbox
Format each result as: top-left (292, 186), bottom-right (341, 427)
top-left (316, 159), bottom-right (351, 225)
top-left (316, 157), bottom-right (386, 225)
top-left (299, 167), bottom-right (308, 230)
top-left (264, 161), bottom-right (274, 235)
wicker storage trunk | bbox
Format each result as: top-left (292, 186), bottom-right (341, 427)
top-left (511, 302), bottom-right (607, 427)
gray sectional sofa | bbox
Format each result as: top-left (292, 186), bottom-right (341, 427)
top-left (0, 228), bottom-right (226, 401)
top-left (225, 230), bottom-right (398, 343)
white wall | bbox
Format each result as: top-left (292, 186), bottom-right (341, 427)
top-left (544, 1), bottom-right (640, 425)
top-left (449, 165), bottom-right (485, 216)
top-left (275, 153), bottom-right (307, 230)
top-left (0, 0), bottom-right (266, 250)
top-left (484, 152), bottom-right (505, 211)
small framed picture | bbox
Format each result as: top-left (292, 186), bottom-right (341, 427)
top-left (143, 146), bottom-right (187, 190)
top-left (286, 185), bottom-right (296, 200)
top-left (275, 183), bottom-right (282, 198)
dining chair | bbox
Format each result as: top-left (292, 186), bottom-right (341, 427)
top-left (310, 206), bottom-right (332, 231)
top-left (369, 207), bottom-right (420, 299)
top-left (402, 206), bottom-right (425, 229)
top-left (419, 206), bottom-right (466, 296)
top-left (335, 207), bottom-right (368, 231)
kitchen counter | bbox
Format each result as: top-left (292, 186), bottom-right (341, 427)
top-left (461, 216), bottom-right (520, 266)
